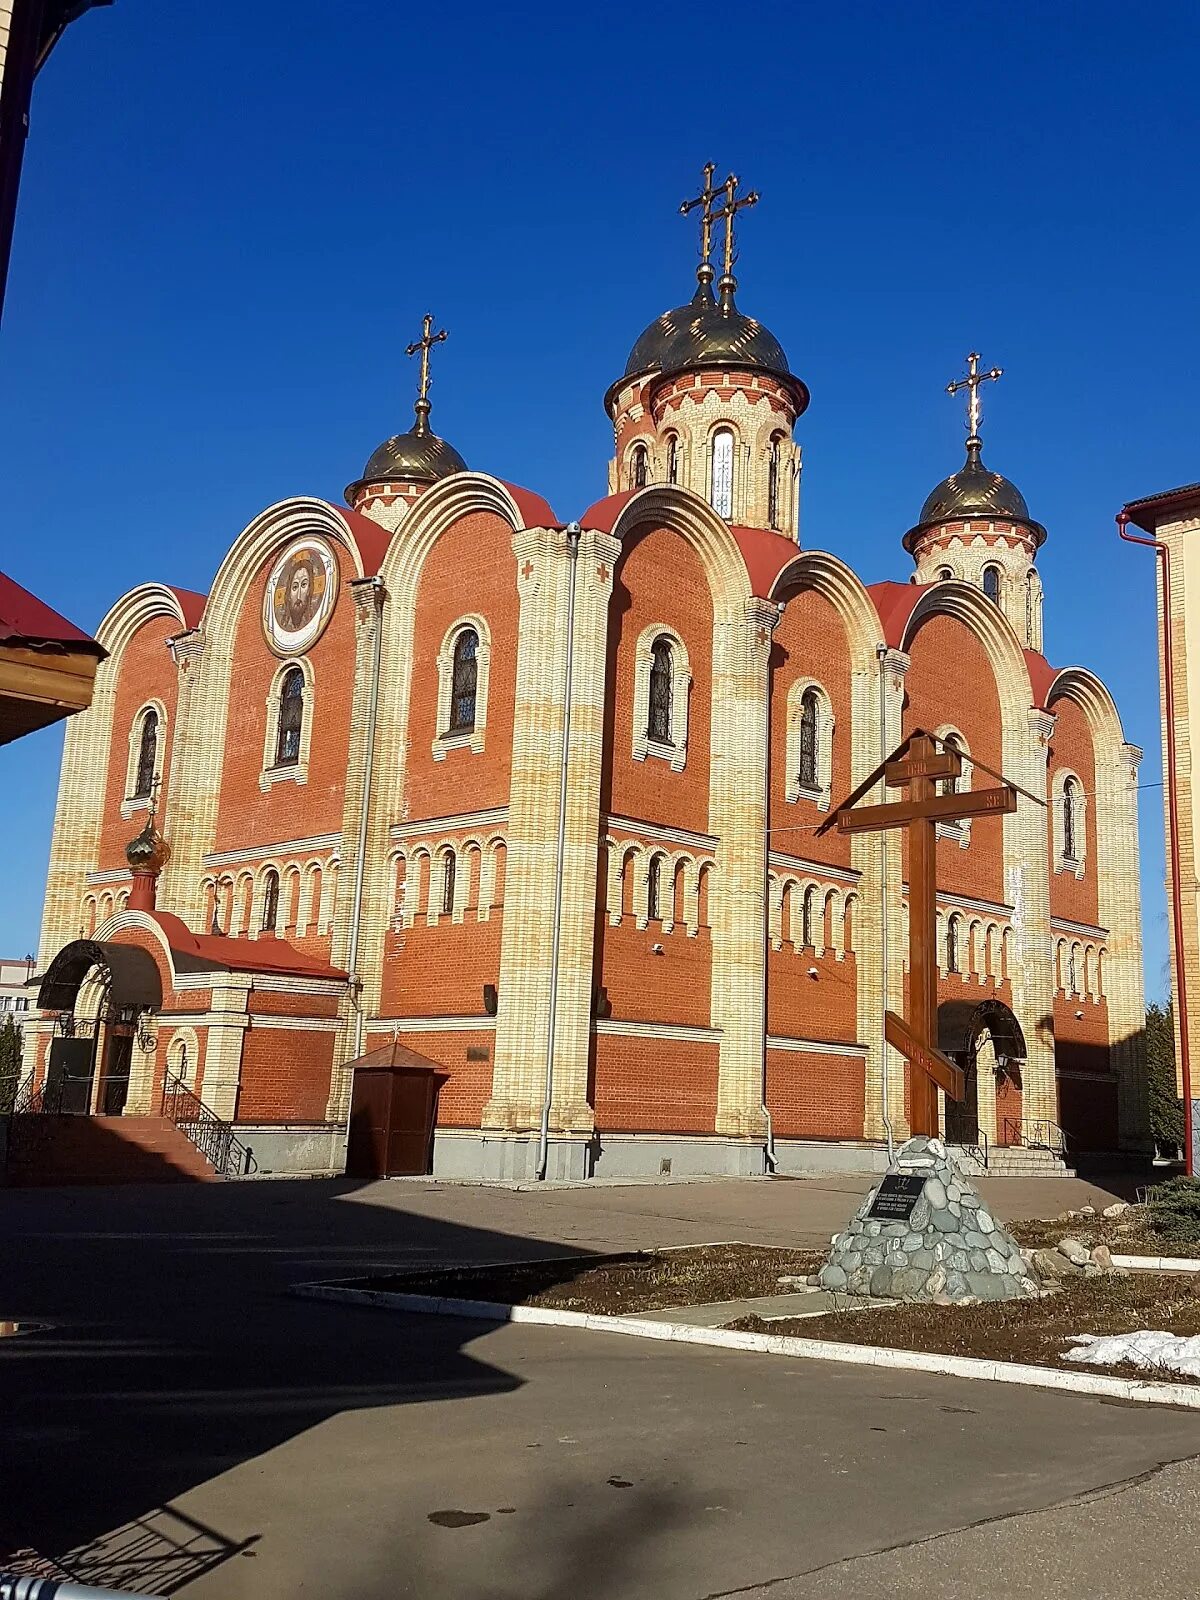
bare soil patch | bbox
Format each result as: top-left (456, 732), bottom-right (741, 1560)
top-left (1008, 1213), bottom-right (1200, 1260)
top-left (729, 1272), bottom-right (1200, 1381)
top-left (338, 1244), bottom-right (821, 1315)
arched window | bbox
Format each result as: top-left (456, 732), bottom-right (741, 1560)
top-left (276, 667), bottom-right (304, 767)
top-left (450, 628), bottom-right (479, 732)
top-left (134, 709), bottom-right (158, 799)
top-left (647, 854), bottom-right (662, 922)
top-left (940, 733), bottom-right (963, 797)
top-left (648, 637), bottom-right (673, 743)
top-left (937, 566), bottom-right (953, 581)
top-left (1063, 777), bottom-right (1081, 862)
top-left (631, 443), bottom-right (648, 490)
top-left (261, 869), bottom-right (279, 933)
top-left (1067, 942), bottom-right (1078, 994)
top-left (982, 564), bottom-right (1001, 605)
top-left (767, 435), bottom-right (783, 531)
top-left (441, 850), bottom-right (456, 917)
top-left (666, 435), bottom-right (678, 485)
top-left (947, 914), bottom-right (961, 973)
top-left (710, 428), bottom-right (734, 519)
top-left (1026, 570), bottom-right (1036, 643)
top-left (798, 688), bottom-right (819, 788)
top-left (802, 885), bottom-right (816, 949)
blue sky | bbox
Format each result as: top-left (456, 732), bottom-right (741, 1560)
top-left (0, 0), bottom-right (1194, 998)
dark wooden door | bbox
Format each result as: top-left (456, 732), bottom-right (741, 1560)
top-left (100, 1033), bottom-right (133, 1115)
top-left (346, 1066), bottom-right (443, 1179)
top-left (45, 1037), bottom-right (96, 1115)
top-left (944, 1053), bottom-right (979, 1145)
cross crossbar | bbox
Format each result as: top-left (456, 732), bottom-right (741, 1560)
top-left (836, 786), bottom-right (1017, 834)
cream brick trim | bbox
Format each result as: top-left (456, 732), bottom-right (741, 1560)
top-left (606, 814), bottom-right (718, 850)
top-left (630, 623), bottom-right (691, 770)
top-left (594, 1018), bottom-right (720, 1043)
top-left (120, 698), bottom-right (168, 818)
top-left (163, 1026), bottom-right (200, 1088)
top-left (766, 1034), bottom-right (869, 1057)
top-left (260, 656), bottom-right (314, 790)
top-left (248, 1015), bottom-right (341, 1031)
top-left (375, 1015), bottom-right (495, 1032)
top-left (390, 807), bottom-right (508, 841)
top-left (768, 850), bottom-right (860, 885)
top-left (931, 723), bottom-right (974, 847)
top-left (433, 613), bottom-right (491, 759)
top-left (86, 868), bottom-right (132, 886)
top-left (203, 832), bottom-right (341, 868)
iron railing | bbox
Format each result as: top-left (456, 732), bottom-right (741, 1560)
top-left (960, 1130), bottom-right (989, 1170)
top-left (160, 1071), bottom-right (255, 1179)
top-left (1002, 1117), bottom-right (1068, 1155)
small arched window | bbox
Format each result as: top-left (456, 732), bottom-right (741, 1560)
top-left (798, 688), bottom-right (819, 789)
top-left (937, 567), bottom-right (953, 582)
top-left (710, 428), bottom-right (734, 519)
top-left (450, 629), bottom-right (479, 732)
top-left (982, 564), bottom-right (1001, 605)
top-left (441, 850), bottom-right (456, 917)
top-left (276, 668), bottom-right (304, 767)
top-left (767, 435), bottom-right (783, 531)
top-left (940, 733), bottom-right (963, 797)
top-left (261, 869), bottom-right (279, 933)
top-left (631, 443), bottom-right (648, 490)
top-left (647, 855), bottom-right (662, 922)
top-left (1025, 569), bottom-right (1036, 644)
top-left (802, 885), bottom-right (816, 948)
top-left (1067, 942), bottom-right (1078, 994)
top-left (947, 914), bottom-right (961, 973)
top-left (134, 708), bottom-right (158, 799)
top-left (648, 637), bottom-right (673, 743)
top-left (1063, 777), bottom-right (1081, 862)
top-left (666, 435), bottom-right (678, 485)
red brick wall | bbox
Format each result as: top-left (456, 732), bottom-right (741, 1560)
top-left (903, 612), bottom-right (1006, 904)
top-left (766, 1049), bottom-right (865, 1139)
top-left (1047, 694), bottom-right (1100, 927)
top-left (379, 914), bottom-right (502, 1018)
top-left (767, 945), bottom-right (858, 1041)
top-left (591, 1033), bottom-right (719, 1134)
top-left (363, 1028), bottom-right (494, 1128)
top-left (96, 617), bottom-right (180, 872)
top-left (594, 909), bottom-right (712, 1027)
top-left (236, 1027), bottom-right (336, 1123)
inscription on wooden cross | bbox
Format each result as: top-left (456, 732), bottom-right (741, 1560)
top-left (816, 730), bottom-right (1032, 1137)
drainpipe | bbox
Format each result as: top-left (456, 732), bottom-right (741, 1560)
top-left (1118, 511), bottom-right (1192, 1173)
top-left (760, 602), bottom-right (783, 1173)
top-left (347, 577), bottom-right (385, 1064)
top-left (536, 524), bottom-right (581, 1181)
top-left (876, 644), bottom-right (897, 1165)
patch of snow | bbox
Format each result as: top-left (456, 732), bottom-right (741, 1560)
top-left (1065, 1330), bottom-right (1200, 1379)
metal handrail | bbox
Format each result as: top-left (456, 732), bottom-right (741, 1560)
top-left (159, 1071), bottom-right (255, 1179)
top-left (1002, 1116), bottom-right (1068, 1155)
top-left (961, 1129), bottom-right (989, 1169)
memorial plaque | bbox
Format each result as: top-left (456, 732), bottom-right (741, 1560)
top-left (866, 1173), bottom-right (928, 1222)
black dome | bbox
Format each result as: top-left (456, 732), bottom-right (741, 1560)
top-left (905, 440), bottom-right (1045, 551)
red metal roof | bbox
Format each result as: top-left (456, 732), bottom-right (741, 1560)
top-left (497, 481), bottom-right (558, 529)
top-left (333, 506), bottom-right (392, 578)
top-left (0, 570), bottom-right (103, 652)
top-left (150, 911), bottom-right (348, 981)
top-left (164, 587), bottom-right (207, 631)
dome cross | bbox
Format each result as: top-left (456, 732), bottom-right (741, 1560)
top-left (406, 313), bottom-right (448, 436)
top-left (680, 162), bottom-right (723, 276)
top-left (713, 173), bottom-right (760, 296)
top-left (947, 351), bottom-right (1003, 446)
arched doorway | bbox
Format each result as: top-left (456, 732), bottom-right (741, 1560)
top-left (36, 940), bottom-right (163, 1115)
top-left (938, 998), bottom-right (1027, 1147)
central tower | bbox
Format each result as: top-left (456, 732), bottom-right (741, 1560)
top-left (605, 166), bottom-right (809, 538)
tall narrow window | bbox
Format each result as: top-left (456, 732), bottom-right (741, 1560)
top-left (632, 443), bottom-right (648, 490)
top-left (647, 855), bottom-right (662, 921)
top-left (802, 886), bottom-right (816, 949)
top-left (710, 428), bottom-right (734, 518)
top-left (450, 628), bottom-right (478, 732)
top-left (134, 709), bottom-right (158, 798)
top-left (276, 668), bottom-right (304, 767)
top-left (1063, 777), bottom-right (1080, 862)
top-left (648, 637), bottom-right (673, 743)
top-left (1025, 570), bottom-right (1036, 644)
top-left (1067, 943), bottom-right (1078, 994)
top-left (798, 688), bottom-right (818, 788)
top-left (666, 435), bottom-right (678, 485)
top-left (261, 869), bottom-right (279, 933)
top-left (982, 564), bottom-right (1001, 605)
top-left (441, 850), bottom-right (456, 917)
top-left (947, 914), bottom-right (961, 973)
top-left (767, 435), bottom-right (782, 530)
top-left (940, 733), bottom-right (963, 797)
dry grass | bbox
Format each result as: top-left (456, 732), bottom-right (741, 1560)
top-left (1008, 1210), bottom-right (1200, 1259)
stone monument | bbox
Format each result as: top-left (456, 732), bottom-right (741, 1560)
top-left (817, 1136), bottom-right (1040, 1302)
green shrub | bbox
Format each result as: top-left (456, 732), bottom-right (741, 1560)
top-left (1147, 1176), bottom-right (1200, 1243)
top-left (1147, 1002), bottom-right (1185, 1154)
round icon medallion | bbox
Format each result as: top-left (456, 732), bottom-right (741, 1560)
top-left (262, 537), bottom-right (339, 657)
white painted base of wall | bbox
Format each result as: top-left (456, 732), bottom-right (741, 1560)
top-left (236, 1124), bottom-right (345, 1176)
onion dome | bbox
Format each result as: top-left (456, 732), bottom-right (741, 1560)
top-left (606, 262), bottom-right (809, 418)
top-left (125, 817), bottom-right (170, 875)
top-left (345, 313), bottom-right (467, 504)
top-left (904, 438), bottom-right (1045, 553)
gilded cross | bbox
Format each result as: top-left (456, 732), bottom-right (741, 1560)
top-left (946, 351), bottom-right (1002, 442)
top-left (713, 172), bottom-right (760, 284)
top-left (680, 162), bottom-right (723, 270)
top-left (148, 773), bottom-right (162, 822)
top-left (406, 313), bottom-right (448, 431)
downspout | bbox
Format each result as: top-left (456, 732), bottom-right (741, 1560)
top-left (536, 524), bottom-right (581, 1181)
top-left (1118, 511), bottom-right (1192, 1173)
top-left (876, 644), bottom-right (897, 1164)
top-left (760, 602), bottom-right (783, 1174)
top-left (348, 576), bottom-right (384, 1064)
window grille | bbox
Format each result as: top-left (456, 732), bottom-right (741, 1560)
top-left (632, 445), bottom-right (648, 490)
top-left (947, 916), bottom-right (960, 972)
top-left (666, 435), bottom-right (678, 485)
top-left (1063, 778), bottom-right (1079, 862)
top-left (798, 689), bottom-right (818, 788)
top-left (450, 630), bottom-right (479, 732)
top-left (982, 565), bottom-right (1001, 604)
top-left (261, 870), bottom-right (279, 933)
top-left (768, 436), bottom-right (781, 530)
top-left (134, 709), bottom-right (158, 798)
top-left (647, 638), bottom-right (673, 742)
top-left (647, 856), bottom-right (661, 921)
top-left (711, 429), bottom-right (734, 518)
top-left (802, 886), bottom-right (815, 948)
top-left (441, 852), bottom-right (456, 917)
top-left (276, 668), bottom-right (304, 766)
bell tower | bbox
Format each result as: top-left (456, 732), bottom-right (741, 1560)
top-left (904, 353), bottom-right (1046, 650)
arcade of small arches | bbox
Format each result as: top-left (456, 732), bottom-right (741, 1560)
top-left (388, 836), bottom-right (508, 928)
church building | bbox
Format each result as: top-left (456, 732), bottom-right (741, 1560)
top-left (24, 170), bottom-right (1148, 1180)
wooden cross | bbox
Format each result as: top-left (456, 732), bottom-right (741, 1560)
top-left (816, 729), bottom-right (1039, 1137)
top-left (679, 162), bottom-right (723, 270)
top-left (713, 173), bottom-right (760, 282)
top-left (406, 313), bottom-right (448, 431)
top-left (947, 351), bottom-right (1002, 442)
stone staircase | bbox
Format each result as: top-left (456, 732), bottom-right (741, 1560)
top-left (952, 1143), bottom-right (1075, 1179)
top-left (4, 1114), bottom-right (219, 1187)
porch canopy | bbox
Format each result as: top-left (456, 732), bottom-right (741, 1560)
top-left (937, 998), bottom-right (1027, 1064)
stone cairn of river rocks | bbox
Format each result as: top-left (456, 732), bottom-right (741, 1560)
top-left (817, 1135), bottom-right (1040, 1303)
